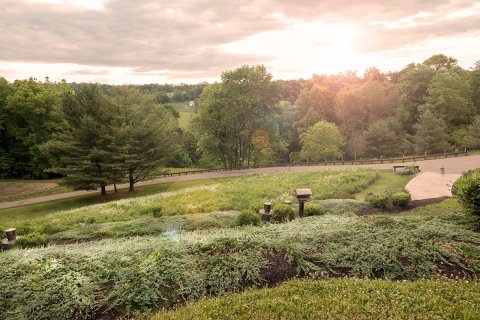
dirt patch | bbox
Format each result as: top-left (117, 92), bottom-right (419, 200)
top-left (260, 251), bottom-right (298, 287)
top-left (88, 305), bottom-right (123, 320)
top-left (356, 197), bottom-right (449, 216)
top-left (52, 236), bottom-right (106, 245)
top-left (434, 260), bottom-right (474, 280)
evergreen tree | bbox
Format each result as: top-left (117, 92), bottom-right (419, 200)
top-left (414, 110), bottom-right (450, 154)
top-left (110, 86), bottom-right (178, 192)
top-left (46, 84), bottom-right (116, 195)
top-left (364, 117), bottom-right (404, 158)
top-left (463, 115), bottom-right (480, 149)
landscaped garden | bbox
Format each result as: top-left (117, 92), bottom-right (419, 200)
top-left (0, 169), bottom-right (479, 319)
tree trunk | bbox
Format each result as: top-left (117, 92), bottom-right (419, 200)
top-left (114, 183), bottom-right (117, 193)
top-left (129, 170), bottom-right (134, 192)
top-left (101, 185), bottom-right (107, 196)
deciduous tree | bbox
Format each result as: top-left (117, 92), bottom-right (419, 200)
top-left (299, 120), bottom-right (344, 161)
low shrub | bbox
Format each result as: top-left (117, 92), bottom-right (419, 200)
top-left (453, 169), bottom-right (480, 217)
top-left (15, 233), bottom-right (50, 248)
top-left (271, 204), bottom-right (295, 223)
top-left (2, 200), bottom-right (480, 319)
top-left (236, 211), bottom-right (261, 226)
top-left (303, 203), bottom-right (325, 217)
top-left (366, 193), bottom-right (390, 209)
top-left (397, 165), bottom-right (420, 175)
top-left (391, 192), bottom-right (411, 207)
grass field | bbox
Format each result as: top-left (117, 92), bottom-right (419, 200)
top-left (0, 169), bottom-right (378, 237)
top-left (154, 278), bottom-right (480, 320)
top-left (0, 178), bottom-right (218, 226)
top-left (167, 101), bottom-right (195, 129)
top-left (0, 179), bottom-right (70, 203)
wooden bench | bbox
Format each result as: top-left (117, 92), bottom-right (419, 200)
top-left (393, 165), bottom-right (419, 172)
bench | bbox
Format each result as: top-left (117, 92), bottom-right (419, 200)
top-left (393, 165), bottom-right (419, 172)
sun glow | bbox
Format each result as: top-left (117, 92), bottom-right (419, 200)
top-left (220, 21), bottom-right (365, 78)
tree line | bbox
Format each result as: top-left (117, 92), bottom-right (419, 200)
top-left (1, 54), bottom-right (479, 194)
top-left (192, 55), bottom-right (480, 168)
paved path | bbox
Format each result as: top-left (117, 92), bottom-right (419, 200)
top-left (1, 155), bottom-right (479, 209)
top-left (406, 172), bottom-right (461, 201)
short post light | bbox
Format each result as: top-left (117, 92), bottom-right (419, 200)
top-left (259, 202), bottom-right (273, 221)
top-left (294, 188), bottom-right (312, 218)
top-left (2, 228), bottom-right (20, 250)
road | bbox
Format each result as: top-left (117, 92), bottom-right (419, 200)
top-left (1, 155), bottom-right (478, 209)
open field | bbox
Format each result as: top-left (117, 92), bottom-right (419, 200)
top-left (0, 180), bottom-right (70, 203)
top-left (0, 169), bottom-right (378, 237)
top-left (0, 179), bottom-right (218, 225)
top-left (167, 101), bottom-right (195, 128)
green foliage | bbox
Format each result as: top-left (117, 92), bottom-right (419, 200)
top-left (154, 279), bottom-right (480, 320)
top-left (453, 169), bottom-right (480, 216)
top-left (193, 65), bottom-right (284, 169)
top-left (421, 70), bottom-right (475, 129)
top-left (294, 84), bottom-right (336, 134)
top-left (236, 210), bottom-right (261, 226)
top-left (366, 193), bottom-right (391, 209)
top-left (15, 233), bottom-right (50, 248)
top-left (45, 84), bottom-right (118, 193)
top-left (391, 192), bottom-right (411, 207)
top-left (0, 78), bottom-right (68, 178)
top-left (300, 120), bottom-right (345, 161)
top-left (1, 198), bottom-right (479, 318)
top-left (462, 115), bottom-right (480, 149)
top-left (303, 203), bottom-right (325, 216)
top-left (109, 86), bottom-right (179, 191)
top-left (271, 203), bottom-right (295, 222)
top-left (1, 170), bottom-right (378, 236)
top-left (364, 117), bottom-right (404, 158)
top-left (299, 120), bottom-right (345, 161)
top-left (414, 110), bottom-right (450, 154)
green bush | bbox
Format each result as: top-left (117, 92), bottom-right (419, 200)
top-left (303, 203), bottom-right (325, 217)
top-left (453, 169), bottom-right (480, 216)
top-left (391, 192), bottom-right (411, 207)
top-left (397, 165), bottom-right (420, 175)
top-left (271, 204), bottom-right (295, 223)
top-left (366, 193), bottom-right (390, 209)
top-left (1, 199), bottom-right (480, 319)
top-left (236, 211), bottom-right (261, 226)
top-left (15, 233), bottom-right (50, 248)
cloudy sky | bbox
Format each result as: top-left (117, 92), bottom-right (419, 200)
top-left (1, 0), bottom-right (479, 84)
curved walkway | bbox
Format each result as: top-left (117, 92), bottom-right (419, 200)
top-left (406, 172), bottom-right (461, 201)
top-left (1, 155), bottom-right (479, 209)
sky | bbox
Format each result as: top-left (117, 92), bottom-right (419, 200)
top-left (1, 0), bottom-right (479, 84)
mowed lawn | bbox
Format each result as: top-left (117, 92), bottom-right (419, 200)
top-left (0, 179), bottom-right (70, 203)
top-left (154, 278), bottom-right (480, 320)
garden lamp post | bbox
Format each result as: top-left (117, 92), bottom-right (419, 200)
top-left (294, 188), bottom-right (312, 217)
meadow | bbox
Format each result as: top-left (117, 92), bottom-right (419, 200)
top-left (0, 169), bottom-right (378, 242)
